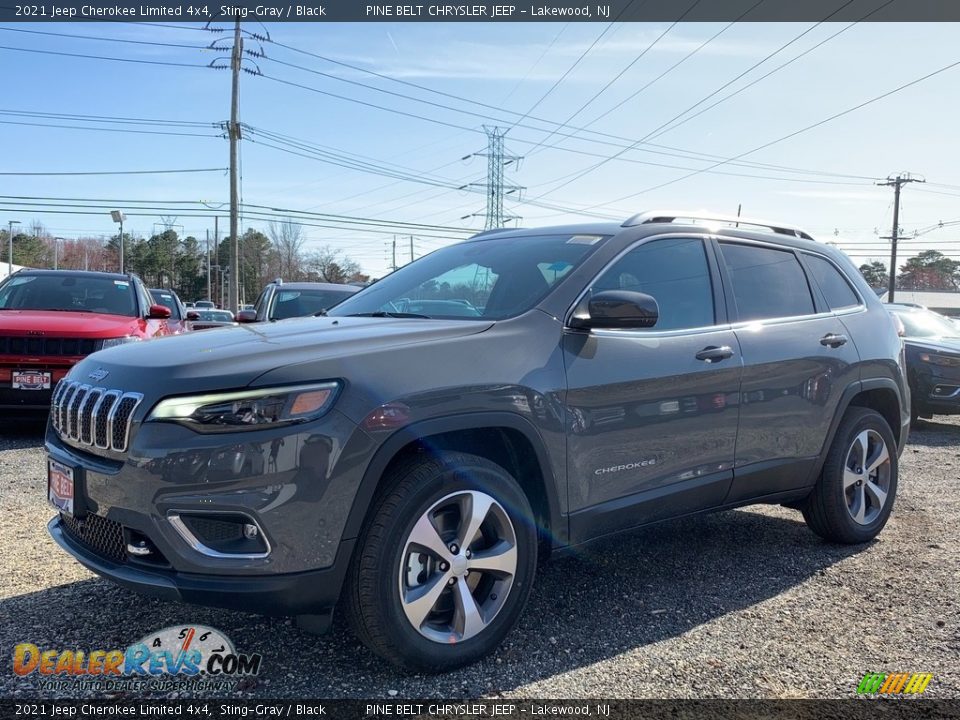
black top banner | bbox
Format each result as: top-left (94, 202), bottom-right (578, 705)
top-left (2, 0), bottom-right (959, 23)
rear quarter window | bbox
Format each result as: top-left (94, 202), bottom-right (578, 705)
top-left (804, 254), bottom-right (861, 311)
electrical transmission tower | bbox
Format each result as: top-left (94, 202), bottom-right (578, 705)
top-left (464, 126), bottom-right (523, 230)
top-left (877, 172), bottom-right (924, 303)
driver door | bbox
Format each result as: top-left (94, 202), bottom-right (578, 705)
top-left (563, 236), bottom-right (742, 541)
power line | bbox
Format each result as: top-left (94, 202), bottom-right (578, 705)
top-left (0, 44), bottom-right (207, 67)
top-left (0, 168), bottom-right (226, 176)
top-left (0, 26), bottom-right (208, 50)
top-left (6, 25), bottom-right (885, 185)
top-left (640, 0), bottom-right (898, 143)
top-left (0, 119), bottom-right (220, 138)
top-left (0, 108), bottom-right (216, 128)
top-left (524, 0), bottom-right (709, 155)
top-left (528, 0), bottom-right (862, 200)
top-left (586, 56), bottom-right (960, 211)
top-left (256, 24), bottom-right (881, 182)
top-left (0, 196), bottom-right (478, 234)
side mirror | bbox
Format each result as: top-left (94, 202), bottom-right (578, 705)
top-left (569, 290), bottom-right (659, 330)
top-left (186, 310), bottom-right (200, 321)
top-left (147, 304), bottom-right (172, 320)
top-left (236, 309), bottom-right (258, 323)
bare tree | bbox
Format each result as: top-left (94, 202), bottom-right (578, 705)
top-left (267, 219), bottom-right (306, 280)
top-left (305, 245), bottom-right (362, 284)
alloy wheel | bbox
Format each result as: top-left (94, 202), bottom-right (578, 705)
top-left (397, 490), bottom-right (518, 643)
top-left (843, 429), bottom-right (891, 526)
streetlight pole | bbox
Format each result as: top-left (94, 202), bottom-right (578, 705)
top-left (53, 237), bottom-right (65, 270)
top-left (7, 220), bottom-right (20, 277)
top-left (110, 211), bottom-right (126, 273)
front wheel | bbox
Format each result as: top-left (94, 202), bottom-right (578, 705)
top-left (802, 407), bottom-right (898, 544)
top-left (345, 452), bottom-right (537, 672)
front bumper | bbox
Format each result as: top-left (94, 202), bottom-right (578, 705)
top-left (49, 515), bottom-right (354, 627)
top-left (0, 386), bottom-right (55, 410)
top-left (44, 404), bottom-right (378, 622)
top-left (913, 366), bottom-right (960, 416)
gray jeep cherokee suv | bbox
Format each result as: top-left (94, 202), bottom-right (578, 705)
top-left (46, 211), bottom-right (909, 671)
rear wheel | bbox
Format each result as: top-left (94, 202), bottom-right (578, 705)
top-left (345, 452), bottom-right (537, 672)
top-left (802, 407), bottom-right (898, 544)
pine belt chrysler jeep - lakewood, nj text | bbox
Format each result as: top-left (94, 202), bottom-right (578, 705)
top-left (45, 211), bottom-right (909, 671)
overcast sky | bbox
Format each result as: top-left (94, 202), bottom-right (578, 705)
top-left (3, 20), bottom-right (960, 278)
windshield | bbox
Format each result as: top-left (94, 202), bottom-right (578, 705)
top-left (328, 233), bottom-right (602, 320)
top-left (0, 273), bottom-right (138, 317)
top-left (196, 310), bottom-right (234, 322)
top-left (890, 308), bottom-right (960, 338)
top-left (270, 288), bottom-right (358, 320)
top-left (150, 290), bottom-right (181, 319)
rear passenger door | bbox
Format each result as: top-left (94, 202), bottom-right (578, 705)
top-left (716, 240), bottom-right (861, 502)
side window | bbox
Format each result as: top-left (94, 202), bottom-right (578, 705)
top-left (719, 243), bottom-right (815, 322)
top-left (592, 237), bottom-right (714, 331)
top-left (804, 254), bottom-right (861, 311)
top-left (135, 282), bottom-right (152, 316)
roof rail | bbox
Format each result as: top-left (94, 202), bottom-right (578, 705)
top-left (622, 210), bottom-right (815, 241)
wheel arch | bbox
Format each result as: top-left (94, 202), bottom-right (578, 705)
top-left (811, 378), bottom-right (905, 485)
top-left (343, 412), bottom-right (566, 550)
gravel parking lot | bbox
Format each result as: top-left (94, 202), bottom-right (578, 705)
top-left (1, 416), bottom-right (957, 699)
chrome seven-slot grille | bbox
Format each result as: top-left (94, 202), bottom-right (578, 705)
top-left (51, 380), bottom-right (143, 452)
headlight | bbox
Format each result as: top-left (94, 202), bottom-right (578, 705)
top-left (99, 336), bottom-right (142, 350)
top-left (919, 352), bottom-right (960, 367)
top-left (146, 381), bottom-right (341, 432)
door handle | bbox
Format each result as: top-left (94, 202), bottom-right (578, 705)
top-left (695, 345), bottom-right (734, 362)
top-left (820, 333), bottom-right (848, 348)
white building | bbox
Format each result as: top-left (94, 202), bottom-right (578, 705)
top-left (0, 263), bottom-right (27, 282)
top-left (880, 290), bottom-right (960, 316)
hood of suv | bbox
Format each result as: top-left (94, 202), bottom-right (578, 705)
top-left (904, 337), bottom-right (960, 356)
top-left (70, 315), bottom-right (494, 393)
top-left (0, 309), bottom-right (139, 337)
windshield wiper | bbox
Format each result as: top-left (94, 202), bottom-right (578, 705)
top-left (345, 311), bottom-right (432, 319)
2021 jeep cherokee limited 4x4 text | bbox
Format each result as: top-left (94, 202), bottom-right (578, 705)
top-left (46, 211), bottom-right (909, 671)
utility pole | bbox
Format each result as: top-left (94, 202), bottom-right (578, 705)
top-left (463, 126), bottom-right (523, 229)
top-left (409, 235), bottom-right (414, 263)
top-left (228, 19), bottom-right (242, 315)
top-left (392, 236), bottom-right (397, 271)
top-left (206, 229), bottom-right (211, 302)
top-left (877, 173), bottom-right (924, 303)
top-left (213, 216), bottom-right (218, 301)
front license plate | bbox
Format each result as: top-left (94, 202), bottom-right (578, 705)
top-left (48, 458), bottom-right (75, 516)
top-left (13, 371), bottom-right (51, 390)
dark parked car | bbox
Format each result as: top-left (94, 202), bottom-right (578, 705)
top-left (0, 270), bottom-right (174, 410)
top-left (237, 281), bottom-right (360, 323)
top-left (46, 212), bottom-right (908, 672)
top-left (886, 303), bottom-right (960, 421)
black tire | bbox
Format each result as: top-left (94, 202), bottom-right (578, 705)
top-left (344, 451), bottom-right (537, 672)
top-left (802, 407), bottom-right (898, 544)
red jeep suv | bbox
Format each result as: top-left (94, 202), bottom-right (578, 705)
top-left (0, 269), bottom-right (174, 410)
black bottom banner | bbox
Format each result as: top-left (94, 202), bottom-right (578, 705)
top-left (1, 700), bottom-right (958, 720)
